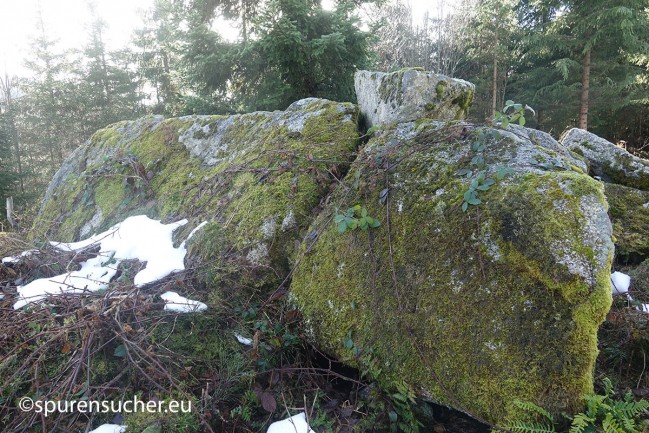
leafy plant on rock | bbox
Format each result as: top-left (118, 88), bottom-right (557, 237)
top-left (493, 100), bottom-right (535, 128)
top-left (458, 128), bottom-right (512, 212)
top-left (334, 205), bottom-right (381, 234)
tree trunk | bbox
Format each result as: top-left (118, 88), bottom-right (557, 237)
top-left (6, 196), bottom-right (16, 229)
top-left (491, 54), bottom-right (498, 117)
top-left (578, 48), bottom-right (591, 130)
top-left (241, 0), bottom-right (248, 44)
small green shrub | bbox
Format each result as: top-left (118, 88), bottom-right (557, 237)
top-left (334, 205), bottom-right (381, 234)
top-left (493, 100), bottom-right (535, 128)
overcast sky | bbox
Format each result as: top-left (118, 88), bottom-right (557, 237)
top-left (0, 0), bottom-right (456, 78)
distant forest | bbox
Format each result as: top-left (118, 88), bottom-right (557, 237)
top-left (0, 0), bottom-right (647, 225)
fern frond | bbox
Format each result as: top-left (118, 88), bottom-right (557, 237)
top-left (602, 377), bottom-right (615, 398)
top-left (513, 400), bottom-right (555, 422)
top-left (602, 412), bottom-right (625, 433)
top-left (506, 420), bottom-right (556, 433)
top-left (611, 400), bottom-right (640, 419)
top-left (569, 413), bottom-right (595, 433)
top-left (584, 394), bottom-right (606, 418)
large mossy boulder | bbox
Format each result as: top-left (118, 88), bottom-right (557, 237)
top-left (354, 69), bottom-right (475, 128)
top-left (291, 121), bottom-right (614, 424)
top-left (561, 128), bottom-right (649, 190)
top-left (30, 98), bottom-right (360, 301)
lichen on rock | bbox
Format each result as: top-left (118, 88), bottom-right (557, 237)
top-left (561, 128), bottom-right (649, 190)
top-left (354, 69), bottom-right (475, 128)
top-left (291, 119), bottom-right (614, 425)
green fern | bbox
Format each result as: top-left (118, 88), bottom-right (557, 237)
top-left (568, 378), bottom-right (649, 433)
top-left (568, 413), bottom-right (595, 433)
top-left (602, 412), bottom-right (625, 433)
top-left (508, 420), bottom-right (556, 433)
top-left (508, 383), bottom-right (649, 433)
top-left (514, 400), bottom-right (555, 423)
top-left (506, 400), bottom-right (556, 433)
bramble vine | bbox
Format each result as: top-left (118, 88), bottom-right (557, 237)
top-left (458, 128), bottom-right (513, 212)
top-left (458, 100), bottom-right (536, 212)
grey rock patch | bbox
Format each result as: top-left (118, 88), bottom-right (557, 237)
top-left (79, 209), bottom-right (103, 239)
top-left (561, 128), bottom-right (649, 189)
top-left (354, 69), bottom-right (474, 128)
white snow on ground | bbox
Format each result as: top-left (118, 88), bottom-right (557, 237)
top-left (235, 333), bottom-right (253, 345)
top-left (13, 215), bottom-right (206, 309)
top-left (611, 271), bottom-right (631, 295)
top-left (2, 249), bottom-right (38, 265)
top-left (267, 413), bottom-right (315, 433)
top-left (160, 291), bottom-right (208, 313)
top-left (88, 424), bottom-right (126, 433)
top-left (610, 271), bottom-right (649, 314)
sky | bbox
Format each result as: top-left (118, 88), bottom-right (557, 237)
top-left (0, 0), bottom-right (153, 76)
top-left (0, 0), bottom-right (456, 78)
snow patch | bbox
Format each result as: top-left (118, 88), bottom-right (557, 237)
top-left (611, 271), bottom-right (631, 296)
top-left (13, 216), bottom-right (206, 309)
top-left (2, 249), bottom-right (38, 265)
top-left (267, 413), bottom-right (315, 433)
top-left (88, 424), bottom-right (126, 433)
top-left (235, 333), bottom-right (253, 345)
top-left (160, 291), bottom-right (207, 313)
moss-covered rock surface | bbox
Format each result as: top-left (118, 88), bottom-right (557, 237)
top-left (603, 183), bottom-right (649, 263)
top-left (11, 75), bottom-right (632, 432)
top-left (561, 128), bottom-right (649, 190)
top-left (30, 98), bottom-right (359, 301)
top-left (291, 120), bottom-right (614, 425)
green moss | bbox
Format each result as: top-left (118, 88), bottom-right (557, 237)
top-left (436, 81), bottom-right (447, 98)
top-left (603, 183), bottom-right (649, 261)
top-left (398, 66), bottom-right (424, 72)
top-left (452, 87), bottom-right (474, 119)
top-left (95, 177), bottom-right (126, 220)
top-left (291, 123), bottom-right (612, 425)
top-left (90, 354), bottom-right (122, 384)
top-left (600, 158), bottom-right (649, 190)
top-left (57, 205), bottom-right (94, 242)
top-left (124, 395), bottom-right (200, 433)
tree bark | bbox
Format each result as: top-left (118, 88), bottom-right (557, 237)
top-left (578, 48), bottom-right (591, 130)
top-left (6, 196), bottom-right (16, 229)
top-left (241, 0), bottom-right (248, 44)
